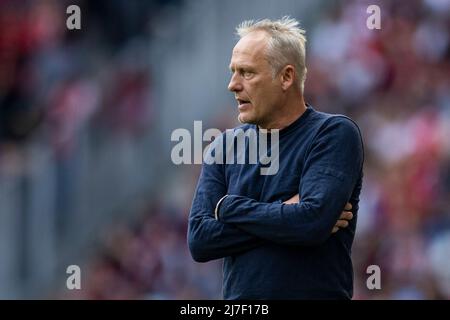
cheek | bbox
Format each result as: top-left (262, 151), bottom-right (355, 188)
top-left (248, 82), bottom-right (264, 101)
top-left (255, 85), bottom-right (275, 105)
top-left (247, 78), bottom-right (275, 109)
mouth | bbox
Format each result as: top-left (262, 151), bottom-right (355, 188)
top-left (237, 99), bottom-right (251, 110)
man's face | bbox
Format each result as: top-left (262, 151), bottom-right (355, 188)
top-left (228, 31), bottom-right (283, 128)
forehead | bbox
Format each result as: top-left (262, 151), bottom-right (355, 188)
top-left (230, 31), bottom-right (269, 67)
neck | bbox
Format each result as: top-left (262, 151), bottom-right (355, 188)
top-left (259, 95), bottom-right (307, 130)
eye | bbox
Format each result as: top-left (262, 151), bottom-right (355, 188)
top-left (242, 70), bottom-right (254, 79)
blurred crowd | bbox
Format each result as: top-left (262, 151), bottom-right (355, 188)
top-left (0, 0), bottom-right (177, 297)
top-left (1, 0), bottom-right (450, 299)
top-left (305, 0), bottom-right (450, 299)
top-left (0, 0), bottom-right (168, 158)
top-left (73, 0), bottom-right (450, 300)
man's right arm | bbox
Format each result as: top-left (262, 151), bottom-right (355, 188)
top-left (188, 159), bottom-right (264, 263)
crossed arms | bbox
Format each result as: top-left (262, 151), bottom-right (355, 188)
top-left (188, 117), bottom-right (363, 262)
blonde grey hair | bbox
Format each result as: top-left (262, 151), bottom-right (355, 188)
top-left (236, 16), bottom-right (307, 94)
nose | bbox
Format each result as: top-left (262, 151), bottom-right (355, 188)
top-left (228, 72), bottom-right (243, 92)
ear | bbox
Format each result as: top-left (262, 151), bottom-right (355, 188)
top-left (279, 65), bottom-right (295, 91)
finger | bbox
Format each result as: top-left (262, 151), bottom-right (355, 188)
top-left (332, 226), bottom-right (339, 233)
top-left (339, 211), bottom-right (353, 221)
top-left (335, 219), bottom-right (349, 228)
top-left (344, 203), bottom-right (352, 211)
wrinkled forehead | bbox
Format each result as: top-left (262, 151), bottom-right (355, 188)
top-left (231, 31), bottom-right (269, 62)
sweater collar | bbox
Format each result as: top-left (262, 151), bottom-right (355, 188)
top-left (278, 103), bottom-right (314, 137)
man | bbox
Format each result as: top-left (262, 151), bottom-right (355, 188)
top-left (188, 17), bottom-right (364, 299)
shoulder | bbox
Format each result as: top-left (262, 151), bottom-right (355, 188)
top-left (314, 111), bottom-right (362, 140)
top-left (305, 111), bottom-right (364, 157)
top-left (307, 111), bottom-right (364, 170)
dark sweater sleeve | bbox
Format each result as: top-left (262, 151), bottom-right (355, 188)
top-left (217, 117), bottom-right (364, 246)
top-left (188, 143), bottom-right (264, 262)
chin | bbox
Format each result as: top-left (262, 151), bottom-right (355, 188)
top-left (238, 113), bottom-right (256, 124)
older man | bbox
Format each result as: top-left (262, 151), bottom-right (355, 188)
top-left (188, 17), bottom-right (363, 299)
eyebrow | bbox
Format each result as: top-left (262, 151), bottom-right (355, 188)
top-left (229, 64), bottom-right (255, 71)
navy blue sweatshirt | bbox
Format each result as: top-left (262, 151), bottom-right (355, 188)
top-left (188, 105), bottom-right (364, 299)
